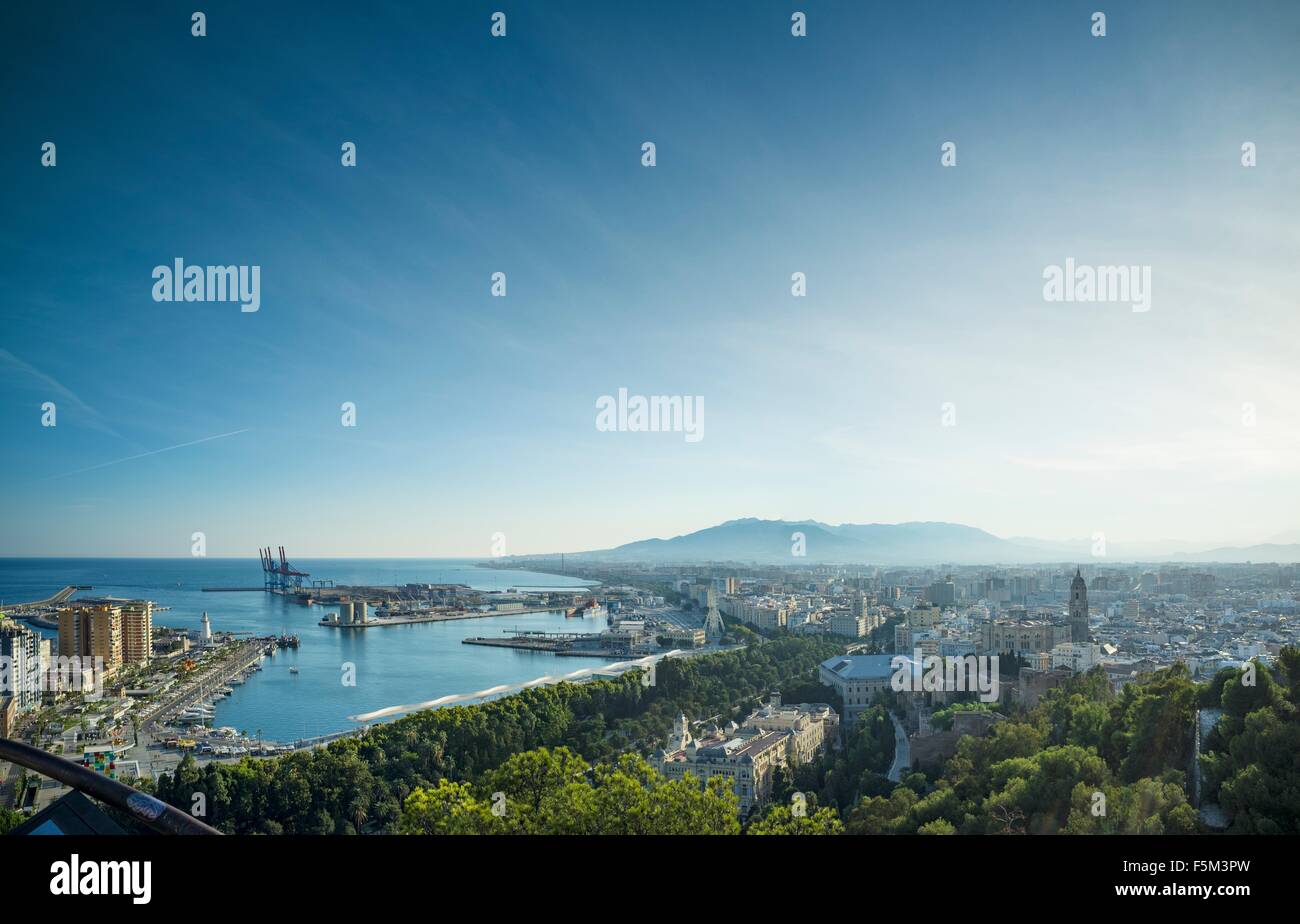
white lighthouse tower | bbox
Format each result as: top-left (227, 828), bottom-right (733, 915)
top-left (199, 610), bottom-right (213, 647)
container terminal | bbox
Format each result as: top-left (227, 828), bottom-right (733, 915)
top-left (197, 546), bottom-right (603, 630)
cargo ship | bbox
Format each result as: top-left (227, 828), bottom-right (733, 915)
top-left (565, 597), bottom-right (607, 619)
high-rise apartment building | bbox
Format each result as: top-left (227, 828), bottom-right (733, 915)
top-left (0, 617), bottom-right (43, 712)
top-left (87, 606), bottom-right (123, 675)
top-left (58, 601), bottom-right (153, 676)
top-left (57, 608), bottom-right (78, 659)
top-left (120, 600), bottom-right (154, 664)
top-left (829, 612), bottom-right (867, 638)
top-left (927, 578), bottom-right (956, 607)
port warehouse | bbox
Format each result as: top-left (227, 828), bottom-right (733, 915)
top-left (241, 547), bottom-right (711, 654)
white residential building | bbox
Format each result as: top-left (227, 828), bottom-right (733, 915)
top-left (1051, 641), bottom-right (1101, 673)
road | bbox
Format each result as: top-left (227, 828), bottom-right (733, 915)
top-left (139, 639), bottom-right (268, 731)
top-left (886, 712), bottom-right (909, 783)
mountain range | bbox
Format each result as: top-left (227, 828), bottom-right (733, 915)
top-left (531, 519), bottom-right (1300, 566)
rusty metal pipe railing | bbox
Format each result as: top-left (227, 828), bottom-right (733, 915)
top-left (0, 737), bottom-right (220, 835)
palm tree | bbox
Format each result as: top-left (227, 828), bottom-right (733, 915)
top-left (350, 798), bottom-right (369, 832)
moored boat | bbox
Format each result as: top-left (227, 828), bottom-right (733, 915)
top-left (566, 597), bottom-right (607, 618)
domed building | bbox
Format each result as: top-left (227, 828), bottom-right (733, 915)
top-left (653, 694), bottom-right (838, 815)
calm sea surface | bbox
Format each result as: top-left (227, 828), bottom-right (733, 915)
top-left (0, 558), bottom-right (609, 741)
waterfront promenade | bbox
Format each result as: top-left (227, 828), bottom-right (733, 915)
top-left (140, 638), bottom-right (270, 731)
top-left (887, 713), bottom-right (910, 783)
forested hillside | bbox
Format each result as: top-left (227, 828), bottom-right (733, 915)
top-left (147, 641), bottom-right (1300, 835)
top-left (148, 637), bottom-right (843, 833)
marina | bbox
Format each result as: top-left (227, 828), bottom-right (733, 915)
top-left (138, 637), bottom-right (278, 731)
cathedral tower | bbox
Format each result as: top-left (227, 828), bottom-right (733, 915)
top-left (1069, 568), bottom-right (1089, 643)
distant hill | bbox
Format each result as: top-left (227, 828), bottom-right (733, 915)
top-left (531, 518), bottom-right (1300, 566)
top-left (563, 518), bottom-right (1042, 565)
top-left (1170, 543), bottom-right (1300, 564)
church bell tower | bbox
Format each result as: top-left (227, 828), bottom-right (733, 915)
top-left (1069, 568), bottom-right (1089, 643)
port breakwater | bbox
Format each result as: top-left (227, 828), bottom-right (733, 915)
top-left (462, 631), bottom-right (592, 652)
top-left (319, 605), bottom-right (572, 628)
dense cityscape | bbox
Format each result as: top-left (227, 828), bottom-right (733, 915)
top-left (3, 553), bottom-right (1297, 840)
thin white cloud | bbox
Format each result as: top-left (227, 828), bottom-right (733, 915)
top-left (0, 348), bottom-right (121, 438)
top-left (47, 429), bottom-right (250, 479)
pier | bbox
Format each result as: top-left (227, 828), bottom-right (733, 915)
top-left (3, 584), bottom-right (91, 612)
top-left (319, 605), bottom-right (567, 628)
top-left (140, 638), bottom-right (271, 731)
top-left (462, 630), bottom-right (590, 652)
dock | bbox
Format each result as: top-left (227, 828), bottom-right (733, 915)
top-left (462, 630), bottom-right (590, 652)
top-left (319, 606), bottom-right (567, 628)
top-left (460, 629), bottom-right (619, 657)
top-left (140, 638), bottom-right (272, 731)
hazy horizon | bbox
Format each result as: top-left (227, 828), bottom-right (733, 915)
top-left (2, 515), bottom-right (1299, 562)
top-left (4, 1), bottom-right (1299, 557)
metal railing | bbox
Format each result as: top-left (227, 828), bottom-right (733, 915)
top-left (0, 737), bottom-right (220, 835)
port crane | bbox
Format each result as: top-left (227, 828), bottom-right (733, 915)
top-left (260, 546), bottom-right (309, 591)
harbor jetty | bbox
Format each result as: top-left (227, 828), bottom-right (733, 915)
top-left (319, 605), bottom-right (568, 629)
top-left (462, 630), bottom-right (594, 652)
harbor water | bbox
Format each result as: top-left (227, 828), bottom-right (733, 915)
top-left (0, 558), bottom-right (611, 741)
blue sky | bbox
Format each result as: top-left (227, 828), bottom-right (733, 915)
top-left (2, 1), bottom-right (1298, 556)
